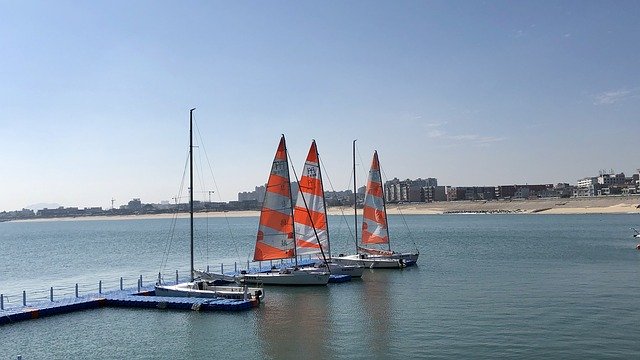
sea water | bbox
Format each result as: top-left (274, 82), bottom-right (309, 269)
top-left (1, 214), bottom-right (639, 359)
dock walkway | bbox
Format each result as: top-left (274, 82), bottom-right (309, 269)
top-left (0, 285), bottom-right (256, 326)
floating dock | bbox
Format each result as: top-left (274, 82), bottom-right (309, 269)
top-left (0, 286), bottom-right (257, 326)
top-left (1, 257), bottom-right (355, 326)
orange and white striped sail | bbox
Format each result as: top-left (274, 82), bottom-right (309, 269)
top-left (294, 140), bottom-right (330, 257)
top-left (253, 136), bottom-right (296, 261)
top-left (361, 151), bottom-right (390, 246)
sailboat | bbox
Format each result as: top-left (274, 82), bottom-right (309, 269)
top-left (239, 135), bottom-right (331, 286)
top-left (154, 108), bottom-right (264, 301)
top-left (295, 140), bottom-right (364, 277)
top-left (333, 144), bottom-right (419, 269)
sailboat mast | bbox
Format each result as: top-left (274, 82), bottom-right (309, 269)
top-left (352, 139), bottom-right (358, 254)
top-left (316, 145), bottom-right (331, 259)
top-left (189, 108), bottom-right (195, 282)
top-left (283, 135), bottom-right (298, 267)
top-left (377, 151), bottom-right (392, 252)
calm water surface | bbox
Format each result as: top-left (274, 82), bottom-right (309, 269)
top-left (1, 214), bottom-right (639, 359)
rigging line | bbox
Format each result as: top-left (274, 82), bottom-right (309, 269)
top-left (319, 156), bottom-right (356, 248)
top-left (195, 146), bottom-right (209, 265)
top-left (159, 148), bottom-right (190, 275)
top-left (356, 145), bottom-right (367, 189)
top-left (193, 118), bottom-right (243, 263)
top-left (191, 120), bottom-right (210, 266)
top-left (380, 167), bottom-right (419, 252)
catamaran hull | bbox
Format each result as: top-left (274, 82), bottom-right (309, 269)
top-left (240, 271), bottom-right (330, 286)
top-left (332, 253), bottom-right (419, 269)
top-left (328, 263), bottom-right (364, 277)
top-left (299, 262), bottom-right (364, 277)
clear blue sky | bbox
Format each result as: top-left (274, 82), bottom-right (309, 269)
top-left (1, 1), bottom-right (639, 212)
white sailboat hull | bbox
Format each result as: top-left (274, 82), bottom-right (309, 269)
top-left (388, 252), bottom-right (420, 263)
top-left (240, 269), bottom-right (330, 286)
top-left (299, 262), bottom-right (364, 277)
top-left (332, 252), bottom-right (419, 269)
top-left (155, 281), bottom-right (264, 301)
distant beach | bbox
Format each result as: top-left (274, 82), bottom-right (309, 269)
top-left (10, 195), bottom-right (640, 223)
top-left (375, 195), bottom-right (640, 215)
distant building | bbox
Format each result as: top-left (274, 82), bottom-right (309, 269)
top-left (495, 184), bottom-right (554, 199)
top-left (424, 186), bottom-right (446, 202)
top-left (127, 198), bottom-right (142, 211)
top-left (325, 190), bottom-right (354, 206)
top-left (238, 185), bottom-right (267, 202)
top-left (597, 172), bottom-right (626, 186)
top-left (384, 177), bottom-right (438, 203)
top-left (447, 186), bottom-right (495, 201)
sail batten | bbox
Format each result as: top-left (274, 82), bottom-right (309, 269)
top-left (253, 136), bottom-right (296, 261)
top-left (294, 141), bottom-right (330, 257)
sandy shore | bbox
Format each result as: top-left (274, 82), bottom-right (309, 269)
top-left (9, 196), bottom-right (640, 223)
top-left (375, 196), bottom-right (640, 215)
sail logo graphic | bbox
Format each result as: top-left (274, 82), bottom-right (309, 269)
top-left (306, 166), bottom-right (317, 178)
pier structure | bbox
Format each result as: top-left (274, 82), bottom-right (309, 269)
top-left (1, 256), bottom-right (350, 326)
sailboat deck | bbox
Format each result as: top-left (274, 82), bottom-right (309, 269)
top-left (214, 258), bottom-right (352, 283)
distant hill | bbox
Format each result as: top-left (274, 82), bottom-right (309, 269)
top-left (25, 203), bottom-right (61, 211)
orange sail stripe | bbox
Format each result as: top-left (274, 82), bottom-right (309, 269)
top-left (254, 241), bottom-right (295, 261)
top-left (293, 206), bottom-right (326, 229)
top-left (357, 246), bottom-right (393, 256)
top-left (275, 137), bottom-right (287, 161)
top-left (362, 229), bottom-right (388, 244)
top-left (366, 180), bottom-right (383, 198)
top-left (298, 176), bottom-right (323, 197)
top-left (297, 239), bottom-right (321, 249)
top-left (266, 174), bottom-right (291, 198)
top-left (363, 206), bottom-right (387, 226)
top-left (259, 209), bottom-right (293, 234)
top-left (306, 141), bottom-right (319, 163)
top-left (370, 151), bottom-right (380, 170)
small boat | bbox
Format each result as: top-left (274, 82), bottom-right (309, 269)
top-left (192, 270), bottom-right (237, 284)
top-left (155, 280), bottom-right (263, 301)
top-left (293, 140), bottom-right (364, 277)
top-left (632, 227), bottom-right (640, 238)
top-left (241, 135), bottom-right (330, 286)
top-left (332, 143), bottom-right (419, 269)
top-left (240, 267), bottom-right (330, 286)
top-left (154, 108), bottom-right (264, 302)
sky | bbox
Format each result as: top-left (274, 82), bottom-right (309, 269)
top-left (1, 0), bottom-right (639, 212)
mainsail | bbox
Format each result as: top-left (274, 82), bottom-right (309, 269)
top-left (253, 135), bottom-right (296, 261)
top-left (293, 140), bottom-right (330, 257)
top-left (361, 151), bottom-right (390, 249)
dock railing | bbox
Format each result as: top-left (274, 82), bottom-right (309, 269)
top-left (1, 255), bottom-right (316, 311)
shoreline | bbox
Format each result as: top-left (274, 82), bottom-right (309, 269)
top-left (7, 196), bottom-right (640, 223)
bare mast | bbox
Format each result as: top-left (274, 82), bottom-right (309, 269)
top-left (353, 139), bottom-right (358, 254)
top-left (189, 108), bottom-right (195, 281)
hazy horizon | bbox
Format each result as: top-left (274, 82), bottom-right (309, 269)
top-left (1, 1), bottom-right (639, 212)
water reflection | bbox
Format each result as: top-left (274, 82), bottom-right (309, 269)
top-left (360, 271), bottom-right (392, 357)
top-left (256, 287), bottom-right (333, 359)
